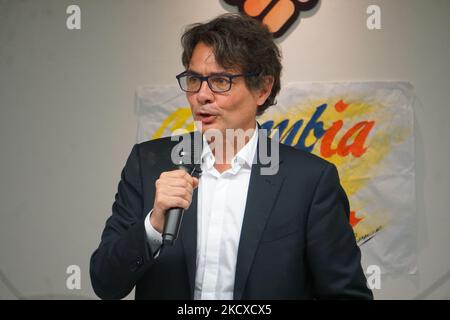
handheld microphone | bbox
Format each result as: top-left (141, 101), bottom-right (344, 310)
top-left (162, 134), bottom-right (202, 246)
top-left (162, 163), bottom-right (200, 246)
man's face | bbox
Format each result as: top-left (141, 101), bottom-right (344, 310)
top-left (186, 42), bottom-right (270, 136)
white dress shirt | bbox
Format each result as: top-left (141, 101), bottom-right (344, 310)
top-left (145, 126), bottom-right (258, 300)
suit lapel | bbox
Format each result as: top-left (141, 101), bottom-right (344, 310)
top-left (233, 136), bottom-right (285, 300)
top-left (180, 181), bottom-right (198, 299)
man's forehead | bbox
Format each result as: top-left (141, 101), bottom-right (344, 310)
top-left (190, 43), bottom-right (215, 62)
top-left (188, 43), bottom-right (241, 74)
top-left (202, 48), bottom-right (216, 64)
top-left (187, 66), bottom-right (240, 75)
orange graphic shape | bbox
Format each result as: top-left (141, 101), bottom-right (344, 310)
top-left (244, 0), bottom-right (272, 17)
top-left (224, 0), bottom-right (319, 38)
top-left (262, 0), bottom-right (295, 33)
top-left (335, 99), bottom-right (349, 113)
top-left (350, 211), bottom-right (363, 227)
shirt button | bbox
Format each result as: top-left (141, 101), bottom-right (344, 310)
top-left (131, 256), bottom-right (144, 271)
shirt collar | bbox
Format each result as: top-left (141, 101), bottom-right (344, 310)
top-left (201, 124), bottom-right (258, 173)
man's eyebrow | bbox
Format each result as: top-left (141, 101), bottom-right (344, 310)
top-left (185, 69), bottom-right (201, 76)
top-left (186, 69), bottom-right (230, 76)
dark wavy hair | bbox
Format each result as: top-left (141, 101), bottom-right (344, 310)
top-left (180, 13), bottom-right (282, 116)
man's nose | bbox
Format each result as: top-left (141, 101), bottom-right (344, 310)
top-left (196, 80), bottom-right (214, 105)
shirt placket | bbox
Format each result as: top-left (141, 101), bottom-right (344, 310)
top-left (201, 175), bottom-right (227, 299)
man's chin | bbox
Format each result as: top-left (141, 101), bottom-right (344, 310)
top-left (201, 125), bottom-right (227, 141)
top-left (195, 121), bottom-right (221, 134)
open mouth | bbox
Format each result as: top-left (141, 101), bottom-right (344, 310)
top-left (196, 112), bottom-right (217, 124)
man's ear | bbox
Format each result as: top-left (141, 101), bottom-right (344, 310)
top-left (255, 76), bottom-right (274, 106)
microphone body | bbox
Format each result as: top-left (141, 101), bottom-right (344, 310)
top-left (162, 207), bottom-right (184, 246)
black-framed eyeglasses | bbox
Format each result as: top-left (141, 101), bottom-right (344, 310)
top-left (176, 71), bottom-right (257, 93)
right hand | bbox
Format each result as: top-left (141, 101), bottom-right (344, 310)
top-left (150, 169), bottom-right (199, 233)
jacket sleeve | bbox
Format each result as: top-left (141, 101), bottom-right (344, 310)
top-left (90, 144), bottom-right (157, 299)
top-left (305, 162), bottom-right (373, 299)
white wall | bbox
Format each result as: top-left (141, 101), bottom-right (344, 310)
top-left (0, 0), bottom-right (449, 299)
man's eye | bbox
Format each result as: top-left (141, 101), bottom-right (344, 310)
top-left (186, 76), bottom-right (200, 84)
top-left (210, 76), bottom-right (229, 86)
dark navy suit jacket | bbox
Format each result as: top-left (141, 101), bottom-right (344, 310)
top-left (90, 132), bottom-right (373, 300)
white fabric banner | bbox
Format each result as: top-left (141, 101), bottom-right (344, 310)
top-left (135, 81), bottom-right (418, 275)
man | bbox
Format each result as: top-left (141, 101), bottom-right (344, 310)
top-left (90, 13), bottom-right (373, 300)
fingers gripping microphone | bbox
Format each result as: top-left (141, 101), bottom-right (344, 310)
top-left (162, 135), bottom-right (202, 246)
top-left (161, 164), bottom-right (198, 246)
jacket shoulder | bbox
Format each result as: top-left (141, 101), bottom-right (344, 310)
top-left (134, 132), bottom-right (197, 167)
top-left (279, 142), bottom-right (333, 171)
top-left (137, 135), bottom-right (178, 149)
top-left (136, 132), bottom-right (195, 152)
